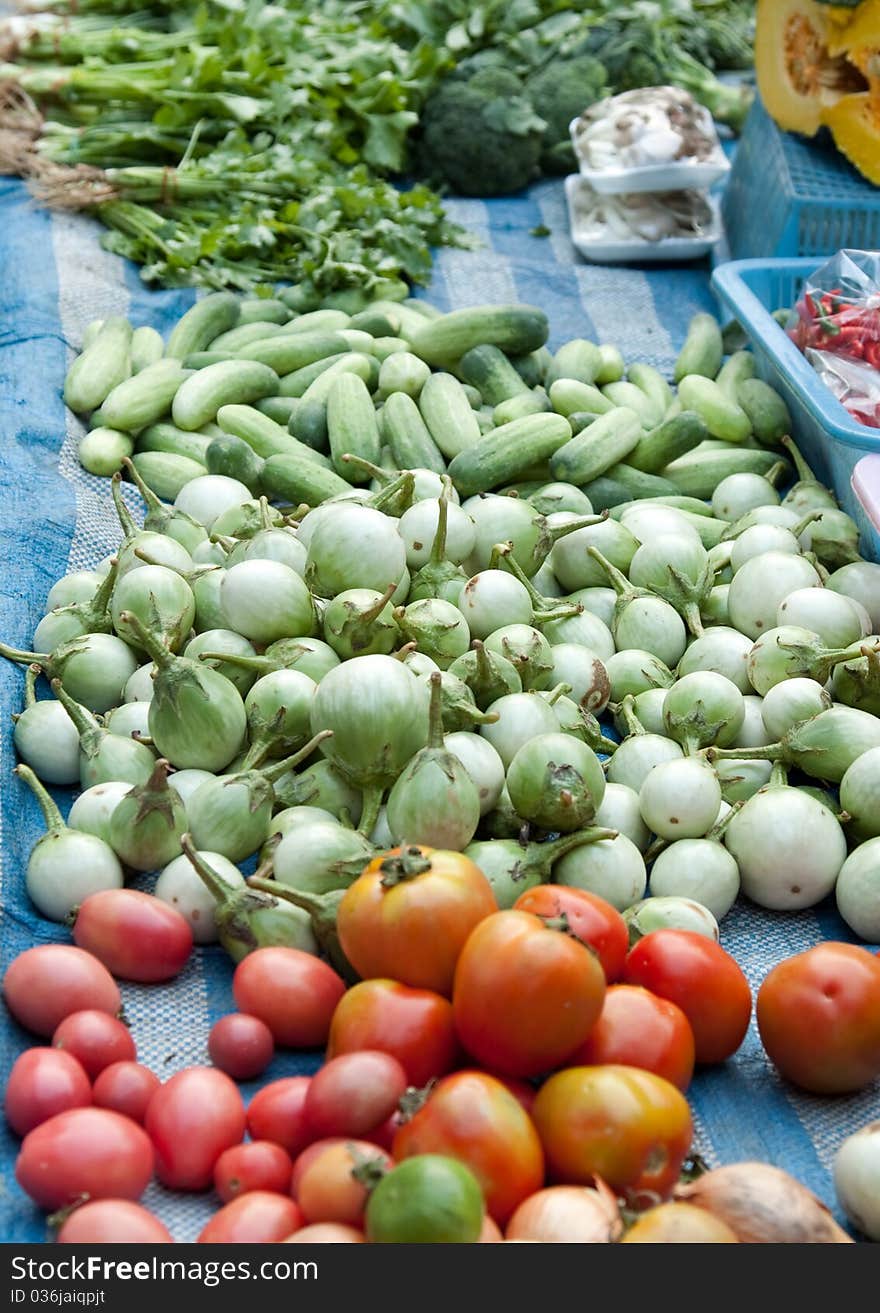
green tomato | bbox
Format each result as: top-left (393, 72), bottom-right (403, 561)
top-left (365, 1155), bottom-right (484, 1243)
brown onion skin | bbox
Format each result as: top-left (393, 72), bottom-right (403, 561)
top-left (505, 1184), bottom-right (622, 1243)
top-left (621, 1202), bottom-right (738, 1243)
top-left (674, 1163), bottom-right (854, 1243)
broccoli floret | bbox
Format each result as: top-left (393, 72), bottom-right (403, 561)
top-left (526, 54), bottom-right (609, 174)
top-left (419, 70), bottom-right (547, 197)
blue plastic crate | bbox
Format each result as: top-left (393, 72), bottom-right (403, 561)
top-left (711, 256), bottom-right (880, 563)
top-left (721, 96), bottom-right (880, 260)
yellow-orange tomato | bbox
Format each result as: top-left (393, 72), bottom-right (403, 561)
top-left (621, 1202), bottom-right (738, 1243)
top-left (531, 1065), bottom-right (692, 1203)
top-left (337, 845), bottom-right (497, 996)
top-left (296, 1139), bottom-right (393, 1227)
top-left (284, 1223), bottom-right (364, 1243)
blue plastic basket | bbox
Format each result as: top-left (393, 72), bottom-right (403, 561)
top-left (721, 96), bottom-right (880, 260)
top-left (711, 256), bottom-right (880, 563)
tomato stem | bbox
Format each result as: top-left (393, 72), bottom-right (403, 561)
top-left (379, 844), bottom-right (433, 886)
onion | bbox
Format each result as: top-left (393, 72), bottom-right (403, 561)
top-left (674, 1164), bottom-right (852, 1243)
top-left (833, 1122), bottom-right (880, 1241)
top-left (622, 1201), bottom-right (738, 1243)
top-left (505, 1184), bottom-right (621, 1243)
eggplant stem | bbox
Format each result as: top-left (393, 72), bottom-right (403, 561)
top-left (356, 783), bottom-right (383, 838)
top-left (110, 471), bottom-right (137, 538)
top-left (49, 676), bottom-right (99, 739)
top-left (23, 662), bottom-right (40, 709)
top-left (121, 456), bottom-right (163, 514)
top-left (14, 763), bottom-right (65, 832)
top-left (261, 730), bottom-right (333, 783)
top-left (180, 833), bottom-right (238, 902)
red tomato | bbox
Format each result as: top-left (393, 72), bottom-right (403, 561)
top-left (304, 1051), bottom-right (408, 1140)
top-left (452, 910), bottom-right (607, 1078)
top-left (215, 1142), bottom-right (294, 1203)
top-left (5, 1049), bottom-right (91, 1137)
top-left (623, 930), bottom-right (752, 1064)
top-left (284, 1224), bottom-right (364, 1243)
top-left (52, 1010), bottom-right (136, 1079)
top-left (144, 1067), bottom-right (245, 1190)
top-left (197, 1192), bottom-right (303, 1244)
top-left (478, 1074), bottom-right (537, 1116)
top-left (532, 1064), bottom-right (693, 1202)
top-left (366, 1113), bottom-right (402, 1153)
top-left (246, 1077), bottom-right (313, 1158)
top-left (208, 1014), bottom-right (274, 1080)
top-left (297, 1140), bottom-right (392, 1226)
top-left (756, 942), bottom-right (880, 1094)
top-left (15, 1108), bottom-right (154, 1210)
top-left (572, 985), bottom-right (695, 1092)
top-left (232, 948), bottom-right (344, 1048)
top-left (392, 1071), bottom-right (544, 1225)
top-left (56, 1200), bottom-right (172, 1244)
top-left (92, 1062), bottom-right (160, 1125)
top-left (2, 946), bottom-right (120, 1038)
top-left (72, 889), bottom-right (193, 983)
top-left (337, 845), bottom-right (497, 995)
top-left (513, 885), bottom-right (629, 983)
top-left (327, 979), bottom-right (458, 1086)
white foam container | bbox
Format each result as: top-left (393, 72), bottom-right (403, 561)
top-left (569, 109), bottom-right (730, 195)
top-left (564, 174), bottom-right (722, 265)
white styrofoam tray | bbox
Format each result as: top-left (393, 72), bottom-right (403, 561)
top-left (568, 111), bottom-right (730, 195)
top-left (564, 174), bottom-right (722, 265)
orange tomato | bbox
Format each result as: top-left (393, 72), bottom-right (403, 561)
top-left (296, 1140), bottom-right (393, 1227)
top-left (572, 985), bottom-right (696, 1091)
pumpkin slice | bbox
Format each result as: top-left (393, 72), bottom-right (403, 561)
top-left (823, 88), bottom-right (880, 182)
top-left (756, 0), bottom-right (868, 135)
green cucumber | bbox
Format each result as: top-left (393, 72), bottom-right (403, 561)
top-left (206, 434), bottom-right (265, 493)
top-left (64, 317), bottom-right (133, 414)
top-left (409, 305), bottom-right (549, 367)
top-left (492, 389), bottom-right (550, 426)
top-left (237, 298), bottom-right (290, 326)
top-left (549, 407), bottom-right (642, 485)
top-left (511, 348), bottom-right (552, 388)
top-left (210, 321), bottom-right (285, 353)
top-left (661, 446), bottom-right (791, 498)
top-left (101, 359), bottom-right (191, 433)
top-left (78, 428), bottom-right (134, 477)
top-left (165, 293), bottom-right (240, 360)
top-left (461, 385), bottom-right (483, 410)
top-left (381, 392), bottom-right (446, 475)
top-left (627, 363), bottom-right (673, 418)
top-left (716, 350), bottom-right (756, 400)
top-left (215, 404), bottom-right (326, 464)
top-left (448, 413), bottom-right (572, 497)
top-left (459, 344), bottom-right (530, 406)
top-left (569, 412), bottom-right (603, 435)
top-left (600, 463), bottom-right (680, 500)
top-left (292, 353), bottom-right (376, 451)
top-left (255, 396), bottom-right (299, 425)
top-left (278, 352), bottom-right (351, 398)
top-left (261, 453), bottom-right (352, 507)
top-left (182, 352), bottom-right (233, 369)
top-left (378, 352), bottom-right (431, 400)
top-left (677, 375), bottom-right (752, 443)
top-left (81, 319), bottom-right (105, 351)
top-left (549, 378), bottom-right (614, 418)
top-left (326, 374), bottom-right (381, 483)
top-left (279, 309), bottom-right (351, 335)
top-left (402, 298), bottom-right (441, 318)
top-left (371, 337), bottom-right (410, 362)
top-left (172, 361), bottom-right (279, 432)
top-left (419, 373), bottom-right (482, 459)
top-left (130, 326), bottom-right (165, 374)
top-left (627, 411), bottom-right (709, 474)
top-left (594, 344), bottom-right (625, 384)
top-left (736, 378), bottom-right (792, 446)
top-left (349, 310), bottom-right (399, 337)
top-left (673, 312), bottom-right (723, 383)
top-left (130, 451), bottom-right (207, 500)
top-left (136, 423), bottom-right (213, 466)
top-left (238, 332), bottom-right (351, 374)
top-left (545, 339), bottom-right (601, 388)
top-left (601, 380), bottom-right (663, 428)
top-left (579, 476), bottom-right (633, 512)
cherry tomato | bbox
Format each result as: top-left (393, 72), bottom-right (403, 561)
top-left (297, 1140), bottom-right (393, 1226)
top-left (623, 930), bottom-right (752, 1064)
top-left (3, 946), bottom-right (120, 1038)
top-left (72, 889), bottom-right (193, 982)
top-left (214, 1141), bottom-right (293, 1203)
top-left (197, 1192), bottom-right (303, 1244)
top-left (246, 1077), bottom-right (313, 1158)
top-left (56, 1200), bottom-right (173, 1244)
top-left (232, 948), bottom-right (345, 1048)
top-left (5, 1049), bottom-right (91, 1137)
top-left (532, 1064), bottom-right (693, 1203)
top-left (393, 1071), bottom-right (544, 1225)
top-left (304, 1051), bottom-right (408, 1139)
top-left (52, 1011), bottom-right (136, 1079)
top-left (92, 1062), bottom-right (160, 1125)
top-left (16, 1108), bottom-right (154, 1210)
top-left (513, 885), bottom-right (629, 983)
top-left (337, 845), bottom-right (497, 996)
top-left (327, 979), bottom-right (458, 1086)
top-left (208, 1014), bottom-right (274, 1080)
top-left (452, 910), bottom-right (606, 1078)
top-left (572, 985), bottom-right (695, 1092)
top-left (144, 1067), bottom-right (245, 1190)
top-left (284, 1224), bottom-right (364, 1243)
top-left (756, 942), bottom-right (880, 1094)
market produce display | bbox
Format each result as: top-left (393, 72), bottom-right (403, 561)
top-left (2, 274), bottom-right (880, 1243)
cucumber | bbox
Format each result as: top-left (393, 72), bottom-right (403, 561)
top-left (171, 361), bottom-right (279, 432)
top-left (278, 352), bottom-right (351, 398)
top-left (610, 496), bottom-right (715, 520)
top-left (716, 350), bottom-right (756, 400)
top-left (594, 344), bottom-right (625, 385)
top-left (419, 373), bottom-right (482, 459)
top-left (261, 453), bottom-right (352, 507)
top-left (237, 298), bottom-right (290, 326)
top-left (349, 310), bottom-right (399, 337)
top-left (661, 446), bottom-right (791, 498)
top-left (216, 404), bottom-right (325, 464)
top-left (279, 309), bottom-right (351, 335)
top-left (131, 451), bottom-right (207, 501)
top-left (461, 385), bottom-right (483, 410)
top-left (206, 433), bottom-right (265, 493)
top-left (448, 413), bottom-right (572, 497)
top-left (568, 412), bottom-right (603, 435)
top-left (736, 378), bottom-right (792, 446)
top-left (476, 409), bottom-right (496, 435)
top-left (511, 348), bottom-right (552, 388)
top-left (549, 407), bottom-right (642, 485)
top-left (676, 375), bottom-right (752, 443)
top-left (549, 378), bottom-right (615, 418)
top-left (78, 427), bottom-right (134, 477)
top-left (278, 286), bottom-right (322, 314)
top-left (101, 359), bottom-right (191, 432)
top-left (627, 363), bottom-right (673, 418)
top-left (579, 476), bottom-right (633, 512)
top-left (326, 374), bottom-right (381, 483)
top-left (81, 319), bottom-right (105, 351)
top-left (459, 344), bottom-right (530, 406)
top-left (238, 332), bottom-right (350, 374)
top-left (601, 380), bottom-right (663, 428)
top-left (381, 392), bottom-right (446, 475)
top-left (210, 321), bottom-right (285, 352)
top-left (292, 353), bottom-right (376, 451)
top-left (601, 463), bottom-right (680, 500)
top-left (64, 317), bottom-right (133, 414)
top-left (493, 389), bottom-right (551, 426)
top-left (371, 337), bottom-right (410, 362)
top-left (130, 326), bottom-right (165, 374)
top-left (403, 298), bottom-right (441, 318)
top-left (409, 305), bottom-right (549, 367)
top-left (673, 312), bottom-right (723, 383)
top-left (378, 351), bottom-right (431, 400)
top-left (255, 396), bottom-right (299, 425)
top-left (627, 411), bottom-right (709, 474)
top-left (182, 352), bottom-right (233, 369)
top-left (546, 339), bottom-right (601, 388)
top-left (136, 423), bottom-right (213, 466)
top-left (165, 293), bottom-right (240, 360)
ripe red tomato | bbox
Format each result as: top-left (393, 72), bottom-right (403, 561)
top-left (326, 979), bottom-right (458, 1086)
top-left (92, 1062), bottom-right (160, 1125)
top-left (297, 1140), bottom-right (393, 1226)
top-left (56, 1200), bottom-right (172, 1244)
top-left (532, 1064), bottom-right (693, 1202)
top-left (3, 945), bottom-right (120, 1037)
top-left (756, 942), bottom-right (880, 1094)
top-left (337, 845), bottom-right (497, 996)
top-left (513, 885), bottom-right (629, 982)
top-left (246, 1077), bottom-right (313, 1158)
top-left (392, 1071), bottom-right (544, 1225)
top-left (214, 1141), bottom-right (294, 1203)
top-left (623, 930), bottom-right (752, 1064)
top-left (72, 889), bottom-right (193, 982)
top-left (5, 1049), bottom-right (91, 1137)
top-left (232, 948), bottom-right (345, 1048)
top-left (208, 1014), bottom-right (274, 1080)
top-left (197, 1192), bottom-right (303, 1243)
top-left (572, 985), bottom-right (696, 1092)
top-left (144, 1067), bottom-right (245, 1190)
top-left (452, 910), bottom-right (607, 1078)
top-left (480, 1073), bottom-right (537, 1116)
top-left (15, 1108), bottom-right (154, 1210)
top-left (52, 1011), bottom-right (136, 1079)
top-left (304, 1051), bottom-right (408, 1140)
